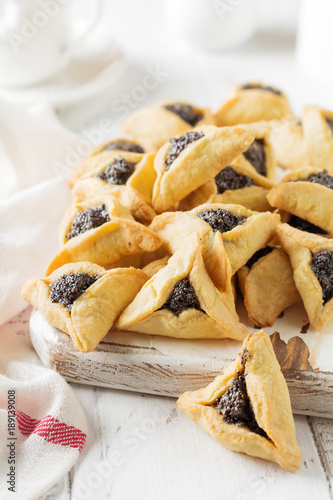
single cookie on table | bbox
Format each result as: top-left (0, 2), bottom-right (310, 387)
top-left (302, 105), bottom-right (333, 170)
top-left (216, 82), bottom-right (294, 126)
top-left (22, 262), bottom-right (147, 353)
top-left (177, 330), bottom-right (302, 471)
top-left (70, 151), bottom-right (156, 206)
top-left (152, 125), bottom-right (255, 213)
top-left (237, 246), bottom-right (300, 327)
top-left (117, 234), bottom-right (248, 341)
top-left (122, 100), bottom-right (216, 153)
top-left (267, 167), bottom-right (333, 235)
top-left (72, 155), bottom-right (157, 225)
top-left (276, 224), bottom-right (333, 331)
top-left (150, 203), bottom-right (280, 281)
top-left (231, 126), bottom-right (276, 180)
top-left (45, 195), bottom-right (162, 276)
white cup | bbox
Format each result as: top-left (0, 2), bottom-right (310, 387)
top-left (164, 0), bottom-right (257, 51)
top-left (0, 0), bottom-right (102, 87)
top-left (296, 0), bottom-right (333, 84)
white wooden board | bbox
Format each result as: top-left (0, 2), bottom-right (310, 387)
top-left (29, 300), bottom-right (333, 418)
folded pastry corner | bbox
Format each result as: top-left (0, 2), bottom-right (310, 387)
top-left (267, 167), bottom-right (333, 234)
top-left (123, 100), bottom-right (216, 152)
top-left (116, 233), bottom-right (248, 341)
top-left (150, 203), bottom-right (280, 278)
top-left (45, 195), bottom-right (162, 276)
top-left (177, 330), bottom-right (302, 471)
top-left (152, 125), bottom-right (255, 213)
top-left (22, 262), bottom-right (147, 353)
top-left (216, 82), bottom-right (294, 126)
top-left (276, 223), bottom-right (333, 331)
top-left (302, 105), bottom-right (333, 170)
top-left (237, 246), bottom-right (300, 327)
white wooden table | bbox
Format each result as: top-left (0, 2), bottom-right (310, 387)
top-left (7, 1), bottom-right (333, 498)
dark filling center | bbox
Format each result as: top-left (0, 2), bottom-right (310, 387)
top-left (66, 204), bottom-right (110, 240)
top-left (161, 278), bottom-right (200, 316)
top-left (310, 250), bottom-right (333, 304)
top-left (102, 140), bottom-right (144, 154)
top-left (164, 103), bottom-right (203, 127)
top-left (49, 273), bottom-right (99, 311)
top-left (288, 214), bottom-right (327, 235)
top-left (96, 157), bottom-right (136, 185)
top-left (165, 131), bottom-right (204, 170)
top-left (214, 371), bottom-right (268, 438)
top-left (243, 138), bottom-right (266, 177)
top-left (241, 83), bottom-right (282, 96)
top-left (325, 116), bottom-right (333, 133)
top-left (246, 246), bottom-right (277, 268)
top-left (196, 208), bottom-right (247, 233)
top-left (301, 169), bottom-right (333, 190)
top-left (214, 166), bottom-right (254, 194)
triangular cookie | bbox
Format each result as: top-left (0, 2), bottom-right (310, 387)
top-left (177, 330), bottom-right (302, 471)
top-left (22, 262), bottom-right (147, 352)
top-left (152, 125), bottom-right (254, 213)
top-left (72, 152), bottom-right (157, 224)
top-left (302, 105), bottom-right (333, 170)
top-left (45, 195), bottom-right (162, 276)
top-left (117, 234), bottom-right (248, 341)
top-left (276, 223), bottom-right (333, 330)
top-left (216, 82), bottom-right (293, 126)
top-left (150, 203), bottom-right (280, 279)
top-left (267, 167), bottom-right (333, 234)
top-left (123, 100), bottom-right (216, 153)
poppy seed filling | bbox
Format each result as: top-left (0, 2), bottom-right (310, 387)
top-left (102, 140), bottom-right (144, 154)
top-left (197, 208), bottom-right (247, 233)
top-left (165, 131), bottom-right (204, 170)
top-left (215, 166), bottom-right (254, 194)
top-left (288, 214), bottom-right (327, 235)
top-left (164, 103), bottom-right (203, 127)
top-left (49, 273), bottom-right (100, 311)
top-left (310, 250), bottom-right (333, 304)
top-left (243, 138), bottom-right (266, 177)
top-left (96, 157), bottom-right (136, 185)
top-left (66, 204), bottom-right (110, 240)
top-left (161, 278), bottom-right (200, 316)
top-left (302, 169), bottom-right (333, 190)
top-left (214, 371), bottom-right (268, 438)
top-left (241, 84), bottom-right (282, 96)
top-left (246, 246), bottom-right (277, 269)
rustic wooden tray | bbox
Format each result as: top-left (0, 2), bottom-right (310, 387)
top-left (29, 300), bottom-right (333, 418)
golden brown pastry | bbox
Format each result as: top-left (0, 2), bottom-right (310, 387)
top-left (177, 330), bottom-right (302, 471)
top-left (267, 167), bottom-right (333, 234)
top-left (72, 156), bottom-right (157, 225)
top-left (123, 100), bottom-right (216, 152)
top-left (231, 126), bottom-right (276, 180)
top-left (209, 164), bottom-right (274, 212)
top-left (152, 125), bottom-right (255, 213)
top-left (69, 140), bottom-right (147, 187)
top-left (302, 105), bottom-right (333, 170)
top-left (269, 118), bottom-right (311, 170)
top-left (276, 224), bottom-right (333, 331)
top-left (70, 151), bottom-right (156, 206)
top-left (117, 234), bottom-right (248, 341)
top-left (45, 195), bottom-right (162, 276)
top-left (216, 83), bottom-right (294, 126)
top-left (237, 246), bottom-right (300, 327)
top-left (150, 203), bottom-right (280, 279)
top-left (22, 262), bottom-right (147, 353)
